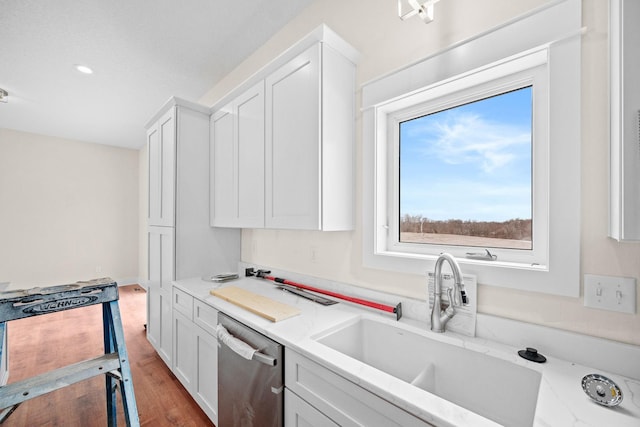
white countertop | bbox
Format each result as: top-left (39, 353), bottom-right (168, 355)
top-left (174, 276), bottom-right (640, 427)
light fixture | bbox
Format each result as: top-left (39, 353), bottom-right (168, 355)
top-left (75, 64), bottom-right (94, 74)
top-left (398, 0), bottom-right (440, 24)
top-left (0, 88), bottom-right (7, 103)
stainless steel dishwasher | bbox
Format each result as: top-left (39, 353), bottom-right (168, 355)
top-left (217, 312), bottom-right (284, 427)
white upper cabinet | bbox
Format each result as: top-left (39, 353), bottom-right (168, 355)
top-left (265, 44), bottom-right (322, 230)
top-left (148, 108), bottom-right (176, 227)
top-left (610, 0), bottom-right (640, 241)
top-left (211, 82), bottom-right (265, 228)
top-left (210, 25), bottom-right (359, 231)
top-left (265, 42), bottom-right (356, 230)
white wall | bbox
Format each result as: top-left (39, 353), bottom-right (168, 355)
top-left (0, 128), bottom-right (139, 287)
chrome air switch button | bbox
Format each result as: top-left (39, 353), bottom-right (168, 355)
top-left (581, 374), bottom-right (623, 407)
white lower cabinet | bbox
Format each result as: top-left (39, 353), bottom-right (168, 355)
top-left (285, 349), bottom-right (433, 427)
top-left (170, 289), bottom-right (432, 427)
top-left (171, 288), bottom-right (219, 425)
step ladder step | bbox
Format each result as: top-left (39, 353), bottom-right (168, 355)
top-left (0, 277), bottom-right (118, 323)
top-left (0, 353), bottom-right (121, 409)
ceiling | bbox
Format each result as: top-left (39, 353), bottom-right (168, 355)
top-left (0, 0), bottom-right (313, 149)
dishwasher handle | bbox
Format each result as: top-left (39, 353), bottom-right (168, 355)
top-left (216, 324), bottom-right (277, 366)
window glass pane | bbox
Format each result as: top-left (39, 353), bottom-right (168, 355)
top-left (399, 86), bottom-right (532, 250)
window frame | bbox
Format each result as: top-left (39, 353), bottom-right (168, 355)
top-left (362, 0), bottom-right (581, 297)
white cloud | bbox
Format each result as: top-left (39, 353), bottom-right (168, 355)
top-left (407, 111), bottom-right (530, 173)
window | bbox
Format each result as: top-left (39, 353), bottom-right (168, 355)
top-left (398, 86), bottom-right (533, 251)
top-left (362, 0), bottom-right (581, 296)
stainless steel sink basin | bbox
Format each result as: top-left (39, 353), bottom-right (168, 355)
top-left (314, 317), bottom-right (541, 427)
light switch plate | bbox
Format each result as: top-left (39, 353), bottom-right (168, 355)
top-left (584, 274), bottom-right (636, 314)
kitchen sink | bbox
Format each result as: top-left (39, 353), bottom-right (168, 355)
top-left (314, 317), bottom-right (541, 427)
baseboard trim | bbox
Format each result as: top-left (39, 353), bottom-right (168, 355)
top-left (113, 277), bottom-right (143, 287)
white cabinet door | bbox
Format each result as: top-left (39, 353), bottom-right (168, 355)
top-left (194, 325), bottom-right (219, 425)
top-left (173, 310), bottom-right (195, 390)
top-left (192, 299), bottom-right (220, 424)
top-left (236, 82), bottom-right (265, 227)
top-left (148, 108), bottom-right (176, 227)
top-left (211, 82), bottom-right (265, 228)
top-left (146, 283), bottom-right (161, 351)
top-left (148, 225), bottom-right (175, 294)
top-left (147, 286), bottom-right (173, 367)
top-left (211, 107), bottom-right (234, 226)
top-left (147, 226), bottom-right (175, 366)
top-left (285, 389), bottom-right (339, 427)
top-left (147, 287), bottom-right (173, 367)
top-left (159, 293), bottom-right (173, 366)
top-left (265, 44), bottom-right (321, 230)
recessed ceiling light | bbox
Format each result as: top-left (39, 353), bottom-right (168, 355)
top-left (75, 64), bottom-right (94, 74)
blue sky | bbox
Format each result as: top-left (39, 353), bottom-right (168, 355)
top-left (400, 87), bottom-right (532, 222)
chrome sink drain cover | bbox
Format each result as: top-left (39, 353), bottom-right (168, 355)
top-left (581, 374), bottom-right (623, 407)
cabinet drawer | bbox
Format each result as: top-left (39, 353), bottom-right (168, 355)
top-left (173, 287), bottom-right (193, 319)
top-left (194, 299), bottom-right (218, 336)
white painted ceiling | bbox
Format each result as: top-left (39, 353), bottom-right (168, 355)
top-left (0, 0), bottom-right (312, 149)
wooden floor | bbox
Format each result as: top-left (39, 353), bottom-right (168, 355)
top-left (2, 284), bottom-right (214, 427)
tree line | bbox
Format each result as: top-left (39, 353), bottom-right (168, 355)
top-left (400, 214), bottom-right (532, 241)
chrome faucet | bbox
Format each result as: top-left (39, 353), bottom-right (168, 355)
top-left (430, 253), bottom-right (464, 333)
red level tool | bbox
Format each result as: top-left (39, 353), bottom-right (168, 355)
top-left (246, 268), bottom-right (402, 320)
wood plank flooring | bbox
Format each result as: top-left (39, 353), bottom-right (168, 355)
top-left (2, 284), bottom-right (214, 426)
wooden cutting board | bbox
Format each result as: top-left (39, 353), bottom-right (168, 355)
top-left (211, 286), bottom-right (301, 322)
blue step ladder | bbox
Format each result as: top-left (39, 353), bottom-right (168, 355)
top-left (0, 278), bottom-right (140, 426)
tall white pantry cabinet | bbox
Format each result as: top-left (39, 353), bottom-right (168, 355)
top-left (145, 97), bottom-right (240, 368)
